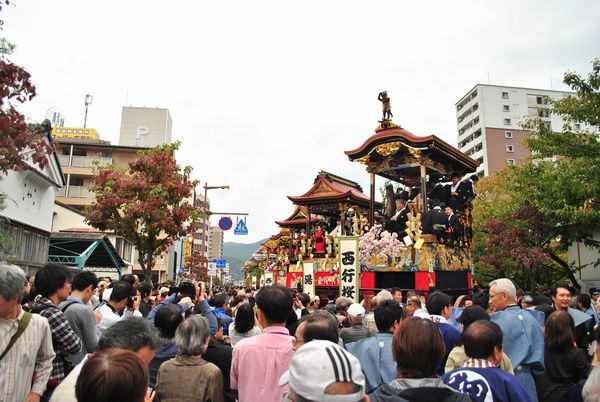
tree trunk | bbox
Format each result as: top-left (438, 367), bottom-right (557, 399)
top-left (548, 251), bottom-right (581, 292)
top-left (528, 266), bottom-right (537, 295)
top-left (137, 252), bottom-right (154, 285)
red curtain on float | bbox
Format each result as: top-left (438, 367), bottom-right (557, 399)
top-left (415, 272), bottom-right (435, 291)
top-left (361, 272), bottom-right (375, 297)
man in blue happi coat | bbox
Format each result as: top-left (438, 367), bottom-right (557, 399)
top-left (489, 278), bottom-right (544, 402)
top-left (345, 299), bottom-right (403, 393)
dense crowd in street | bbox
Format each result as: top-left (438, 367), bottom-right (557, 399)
top-left (3, 262), bottom-right (600, 402)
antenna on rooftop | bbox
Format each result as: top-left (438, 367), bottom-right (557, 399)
top-left (83, 93), bottom-right (93, 128)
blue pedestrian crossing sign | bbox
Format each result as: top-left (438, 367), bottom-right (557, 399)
top-left (234, 218), bottom-right (248, 235)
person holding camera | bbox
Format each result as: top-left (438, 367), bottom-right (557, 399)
top-left (147, 281), bottom-right (218, 337)
top-left (96, 281), bottom-right (142, 336)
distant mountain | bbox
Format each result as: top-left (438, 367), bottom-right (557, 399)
top-left (224, 239), bottom-right (267, 282)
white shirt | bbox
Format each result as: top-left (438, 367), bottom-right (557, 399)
top-left (49, 355), bottom-right (88, 402)
top-left (394, 206), bottom-right (406, 218)
top-left (96, 303), bottom-right (142, 336)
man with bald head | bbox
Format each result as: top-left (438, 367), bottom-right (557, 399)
top-left (489, 278), bottom-right (544, 402)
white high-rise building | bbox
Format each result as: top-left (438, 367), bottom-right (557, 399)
top-left (455, 84), bottom-right (592, 176)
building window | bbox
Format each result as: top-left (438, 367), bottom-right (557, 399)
top-left (574, 123), bottom-right (581, 130)
top-left (506, 145), bottom-right (514, 153)
top-left (507, 159), bottom-right (515, 166)
top-left (477, 156), bottom-right (484, 163)
top-left (505, 131), bottom-right (513, 139)
top-left (503, 105), bottom-right (510, 112)
top-left (504, 118), bottom-right (511, 125)
top-left (502, 92), bottom-right (509, 99)
top-left (536, 96), bottom-right (548, 105)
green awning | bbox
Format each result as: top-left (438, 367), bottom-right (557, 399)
top-left (48, 233), bottom-right (125, 276)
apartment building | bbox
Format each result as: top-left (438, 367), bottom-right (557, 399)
top-left (208, 226), bottom-right (225, 261)
top-left (55, 137), bottom-right (148, 209)
top-left (455, 84), bottom-right (591, 176)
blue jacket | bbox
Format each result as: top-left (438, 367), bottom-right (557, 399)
top-left (213, 308), bottom-right (233, 336)
top-left (346, 332), bottom-right (396, 393)
top-left (490, 305), bottom-right (544, 370)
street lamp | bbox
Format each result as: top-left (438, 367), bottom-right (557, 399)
top-left (200, 183), bottom-right (229, 275)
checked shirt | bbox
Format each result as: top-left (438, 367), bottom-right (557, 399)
top-left (31, 295), bottom-right (82, 384)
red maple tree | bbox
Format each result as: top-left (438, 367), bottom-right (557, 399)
top-left (85, 142), bottom-right (205, 283)
top-left (0, 3), bottom-right (53, 174)
top-left (187, 251), bottom-right (209, 282)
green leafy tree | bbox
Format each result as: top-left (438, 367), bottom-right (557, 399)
top-left (85, 142), bottom-right (204, 283)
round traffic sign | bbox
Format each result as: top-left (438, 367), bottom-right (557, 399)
top-left (219, 217), bottom-right (233, 231)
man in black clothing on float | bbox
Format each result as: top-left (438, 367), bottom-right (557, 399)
top-left (446, 172), bottom-right (473, 212)
top-left (387, 198), bottom-right (409, 238)
top-left (421, 199), bottom-right (447, 238)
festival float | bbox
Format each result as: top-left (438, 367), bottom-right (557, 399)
top-left (245, 92), bottom-right (479, 300)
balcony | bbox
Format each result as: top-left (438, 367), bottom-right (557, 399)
top-left (57, 185), bottom-right (95, 199)
top-left (58, 155), bottom-right (113, 168)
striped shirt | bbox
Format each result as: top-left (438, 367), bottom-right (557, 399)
top-left (0, 307), bottom-right (55, 401)
top-left (463, 358), bottom-right (496, 369)
top-left (31, 296), bottom-right (82, 383)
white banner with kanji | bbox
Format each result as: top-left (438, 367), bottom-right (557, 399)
top-left (302, 261), bottom-right (315, 298)
top-left (264, 272), bottom-right (274, 287)
top-left (338, 236), bottom-right (359, 302)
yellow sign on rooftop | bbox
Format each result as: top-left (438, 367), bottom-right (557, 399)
top-left (52, 127), bottom-right (99, 139)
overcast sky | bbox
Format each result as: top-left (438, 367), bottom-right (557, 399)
top-left (4, 1), bottom-right (600, 243)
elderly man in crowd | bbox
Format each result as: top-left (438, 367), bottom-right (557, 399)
top-left (231, 284), bottom-right (294, 402)
top-left (443, 321), bottom-right (530, 402)
top-left (489, 278), bottom-right (544, 402)
top-left (340, 303), bottom-right (374, 345)
top-left (0, 263), bottom-right (55, 402)
top-left (280, 340), bottom-right (367, 402)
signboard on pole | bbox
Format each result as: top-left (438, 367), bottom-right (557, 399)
top-left (264, 272), bottom-right (274, 287)
top-left (219, 217), bottom-right (233, 231)
top-left (212, 259), bottom-right (227, 268)
top-left (234, 218), bottom-right (249, 235)
top-left (302, 261), bottom-right (315, 299)
top-left (182, 239), bottom-right (192, 268)
top-left (338, 236), bottom-right (360, 302)
top-left (208, 262), bottom-right (217, 277)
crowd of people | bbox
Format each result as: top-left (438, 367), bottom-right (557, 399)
top-left (3, 261), bottom-right (600, 401)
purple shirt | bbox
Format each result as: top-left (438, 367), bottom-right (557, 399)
top-left (231, 326), bottom-right (294, 402)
